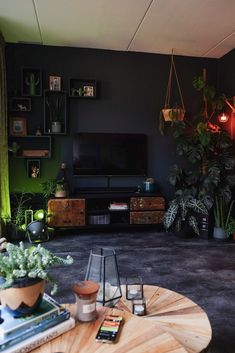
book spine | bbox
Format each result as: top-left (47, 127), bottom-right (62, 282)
top-left (2, 308), bottom-right (60, 340)
top-left (2, 296), bottom-right (62, 339)
top-left (1, 317), bottom-right (75, 353)
top-left (0, 310), bottom-right (70, 351)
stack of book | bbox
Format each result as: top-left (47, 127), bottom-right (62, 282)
top-left (109, 202), bottom-right (128, 210)
top-left (0, 293), bottom-right (75, 353)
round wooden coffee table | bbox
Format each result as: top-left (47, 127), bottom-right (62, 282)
top-left (31, 285), bottom-right (211, 353)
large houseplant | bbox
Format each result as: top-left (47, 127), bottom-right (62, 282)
top-left (164, 71), bottom-right (235, 237)
top-left (0, 242), bottom-right (73, 316)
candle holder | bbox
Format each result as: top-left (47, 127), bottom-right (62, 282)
top-left (126, 276), bottom-right (144, 300)
top-left (132, 298), bottom-right (146, 316)
top-left (85, 248), bottom-right (122, 307)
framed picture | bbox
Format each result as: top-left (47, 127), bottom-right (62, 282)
top-left (27, 159), bottom-right (41, 178)
top-left (49, 76), bottom-right (61, 91)
top-left (9, 97), bottom-right (31, 112)
top-left (83, 85), bottom-right (94, 97)
top-left (9, 117), bottom-right (27, 136)
top-left (22, 68), bottom-right (42, 96)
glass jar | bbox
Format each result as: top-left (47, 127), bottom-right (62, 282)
top-left (73, 280), bottom-right (99, 322)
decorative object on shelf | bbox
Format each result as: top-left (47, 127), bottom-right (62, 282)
top-left (9, 117), bottom-right (27, 136)
top-left (0, 242), bottom-right (73, 316)
top-left (85, 248), bottom-right (122, 307)
top-left (8, 141), bottom-right (20, 156)
top-left (159, 50), bottom-right (185, 134)
top-left (8, 135), bottom-right (52, 159)
top-left (22, 68), bottom-right (42, 96)
top-left (9, 97), bottom-right (31, 112)
top-left (35, 127), bottom-right (42, 136)
top-left (126, 276), bottom-right (144, 300)
top-left (142, 177), bottom-right (156, 193)
top-left (44, 90), bottom-right (67, 134)
top-left (132, 298), bottom-right (146, 316)
top-left (55, 162), bottom-right (70, 197)
top-left (69, 78), bottom-right (97, 98)
top-left (27, 159), bottom-right (40, 178)
top-left (49, 75), bottom-right (61, 91)
top-left (73, 280), bottom-right (99, 322)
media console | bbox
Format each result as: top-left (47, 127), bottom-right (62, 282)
top-left (47, 190), bottom-right (165, 229)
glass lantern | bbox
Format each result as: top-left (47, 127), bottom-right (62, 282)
top-left (85, 248), bottom-right (122, 307)
top-left (126, 276), bottom-right (144, 300)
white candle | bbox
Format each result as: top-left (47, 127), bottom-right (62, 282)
top-left (128, 289), bottom-right (138, 299)
top-left (134, 304), bottom-right (145, 316)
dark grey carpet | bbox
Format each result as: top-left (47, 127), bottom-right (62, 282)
top-left (39, 230), bottom-right (235, 353)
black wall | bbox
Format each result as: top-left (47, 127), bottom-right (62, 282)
top-left (6, 44), bottom-right (221, 198)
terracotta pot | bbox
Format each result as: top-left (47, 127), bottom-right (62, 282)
top-left (0, 277), bottom-right (45, 317)
top-left (162, 108), bottom-right (185, 121)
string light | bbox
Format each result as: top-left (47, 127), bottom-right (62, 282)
top-left (219, 112), bottom-right (229, 123)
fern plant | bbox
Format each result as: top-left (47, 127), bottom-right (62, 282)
top-left (0, 242), bottom-right (73, 295)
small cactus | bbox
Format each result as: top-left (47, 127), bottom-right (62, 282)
top-left (25, 73), bottom-right (39, 96)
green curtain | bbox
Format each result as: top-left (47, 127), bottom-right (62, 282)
top-left (0, 33), bottom-right (11, 235)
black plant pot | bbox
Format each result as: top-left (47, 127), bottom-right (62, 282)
top-left (174, 222), bottom-right (197, 239)
top-left (6, 223), bottom-right (25, 242)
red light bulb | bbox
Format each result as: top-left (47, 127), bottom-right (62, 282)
top-left (219, 113), bottom-right (229, 123)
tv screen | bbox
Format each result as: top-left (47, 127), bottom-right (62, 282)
top-left (73, 133), bottom-right (147, 176)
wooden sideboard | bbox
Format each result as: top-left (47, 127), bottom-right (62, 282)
top-left (47, 191), bottom-right (165, 229)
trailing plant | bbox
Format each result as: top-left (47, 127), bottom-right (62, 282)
top-left (0, 242), bottom-right (73, 295)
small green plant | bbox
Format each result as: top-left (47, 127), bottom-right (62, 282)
top-left (213, 196), bottom-right (234, 230)
top-left (0, 242), bottom-right (73, 295)
top-left (11, 192), bottom-right (33, 228)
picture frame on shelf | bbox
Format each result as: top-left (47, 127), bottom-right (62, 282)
top-left (83, 85), bottom-right (94, 97)
top-left (49, 76), bottom-right (61, 91)
top-left (9, 117), bottom-right (27, 136)
top-left (22, 68), bottom-right (42, 97)
top-left (27, 159), bottom-right (41, 178)
top-left (9, 97), bottom-right (31, 112)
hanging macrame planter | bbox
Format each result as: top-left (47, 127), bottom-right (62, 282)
top-left (162, 52), bottom-right (185, 122)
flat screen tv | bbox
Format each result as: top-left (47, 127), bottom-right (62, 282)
top-left (73, 133), bottom-right (147, 176)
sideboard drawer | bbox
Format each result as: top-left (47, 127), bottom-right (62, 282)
top-left (130, 211), bottom-right (165, 224)
top-left (130, 197), bottom-right (165, 211)
top-left (47, 198), bottom-right (86, 227)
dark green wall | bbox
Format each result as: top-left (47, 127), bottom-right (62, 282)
top-left (6, 44), bottom-right (220, 198)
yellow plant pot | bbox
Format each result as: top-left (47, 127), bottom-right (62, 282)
top-left (162, 108), bottom-right (185, 121)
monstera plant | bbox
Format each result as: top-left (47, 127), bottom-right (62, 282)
top-left (163, 71), bottom-right (235, 236)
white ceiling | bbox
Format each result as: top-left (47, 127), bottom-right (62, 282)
top-left (0, 0), bottom-right (234, 58)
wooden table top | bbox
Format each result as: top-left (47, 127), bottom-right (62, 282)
top-left (31, 285), bottom-right (212, 353)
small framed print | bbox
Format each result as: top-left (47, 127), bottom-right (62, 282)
top-left (83, 85), bottom-right (94, 97)
top-left (27, 159), bottom-right (41, 178)
top-left (49, 76), bottom-right (61, 91)
top-left (9, 117), bottom-right (27, 136)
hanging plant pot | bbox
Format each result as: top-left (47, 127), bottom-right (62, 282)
top-left (162, 108), bottom-right (185, 122)
top-left (0, 277), bottom-right (45, 317)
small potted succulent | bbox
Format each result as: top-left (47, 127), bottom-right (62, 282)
top-left (0, 242), bottom-right (73, 316)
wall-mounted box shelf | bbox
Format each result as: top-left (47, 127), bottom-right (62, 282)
top-left (43, 90), bottom-right (67, 135)
top-left (21, 68), bottom-right (42, 97)
top-left (8, 135), bottom-right (52, 158)
top-left (69, 78), bottom-right (97, 98)
top-left (9, 97), bottom-right (31, 112)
